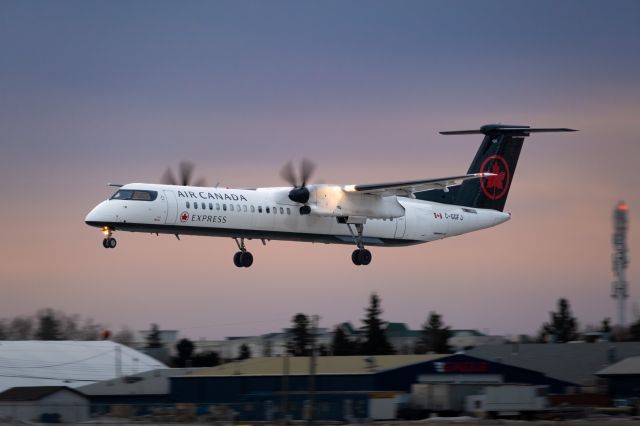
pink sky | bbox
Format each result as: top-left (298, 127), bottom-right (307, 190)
top-left (1, 1), bottom-right (639, 341)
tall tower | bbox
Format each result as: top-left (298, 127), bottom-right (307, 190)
top-left (612, 201), bottom-right (630, 327)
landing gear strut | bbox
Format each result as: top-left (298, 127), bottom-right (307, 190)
top-left (233, 238), bottom-right (253, 268)
top-left (101, 227), bottom-right (117, 249)
top-left (346, 222), bottom-right (372, 266)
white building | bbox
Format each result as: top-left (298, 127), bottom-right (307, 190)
top-left (0, 386), bottom-right (89, 423)
top-left (0, 341), bottom-right (166, 392)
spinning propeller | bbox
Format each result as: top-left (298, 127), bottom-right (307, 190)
top-left (280, 158), bottom-right (316, 207)
top-left (161, 161), bottom-right (207, 187)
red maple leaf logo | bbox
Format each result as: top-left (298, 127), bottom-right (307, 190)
top-left (485, 162), bottom-right (506, 190)
top-left (180, 212), bottom-right (189, 222)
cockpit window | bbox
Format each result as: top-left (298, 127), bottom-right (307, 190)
top-left (110, 189), bottom-right (158, 201)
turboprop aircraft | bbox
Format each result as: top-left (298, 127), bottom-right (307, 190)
top-left (85, 124), bottom-right (575, 267)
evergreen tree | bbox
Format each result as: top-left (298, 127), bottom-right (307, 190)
top-left (361, 293), bottom-right (394, 355)
top-left (238, 343), bottom-right (251, 360)
top-left (146, 323), bottom-right (164, 348)
top-left (289, 313), bottom-right (311, 356)
top-left (628, 318), bottom-right (640, 341)
top-left (34, 308), bottom-right (63, 340)
top-left (418, 311), bottom-right (451, 353)
top-left (191, 351), bottom-right (221, 367)
top-left (542, 298), bottom-right (579, 343)
top-left (175, 338), bottom-right (195, 367)
top-left (331, 326), bottom-right (355, 355)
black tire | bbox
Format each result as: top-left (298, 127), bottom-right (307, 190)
top-left (107, 238), bottom-right (117, 249)
top-left (240, 251), bottom-right (253, 268)
top-left (233, 251), bottom-right (243, 267)
top-left (359, 249), bottom-right (372, 265)
top-left (351, 250), bottom-right (362, 266)
top-left (102, 239), bottom-right (109, 249)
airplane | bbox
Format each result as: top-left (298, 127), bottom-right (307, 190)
top-left (85, 124), bottom-right (575, 267)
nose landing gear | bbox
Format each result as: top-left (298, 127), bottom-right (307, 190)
top-left (101, 227), bottom-right (117, 249)
top-left (233, 238), bottom-right (253, 268)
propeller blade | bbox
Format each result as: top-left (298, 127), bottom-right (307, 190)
top-left (161, 168), bottom-right (178, 186)
top-left (179, 161), bottom-right (195, 186)
top-left (280, 161), bottom-right (298, 187)
top-left (300, 158), bottom-right (316, 187)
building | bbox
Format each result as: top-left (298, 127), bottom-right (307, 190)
top-left (596, 356), bottom-right (640, 399)
top-left (448, 330), bottom-right (506, 351)
top-left (0, 386), bottom-right (89, 423)
top-left (0, 341), bottom-right (167, 392)
top-left (468, 342), bottom-right (640, 391)
top-left (169, 353), bottom-right (573, 421)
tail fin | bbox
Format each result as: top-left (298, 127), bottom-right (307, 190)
top-left (415, 124), bottom-right (576, 211)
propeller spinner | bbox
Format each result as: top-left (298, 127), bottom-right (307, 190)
top-left (280, 159), bottom-right (316, 205)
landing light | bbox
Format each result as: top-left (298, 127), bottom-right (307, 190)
top-left (343, 185), bottom-right (356, 192)
top-left (101, 227), bottom-right (110, 236)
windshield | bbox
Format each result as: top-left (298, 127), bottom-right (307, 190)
top-left (110, 189), bottom-right (158, 201)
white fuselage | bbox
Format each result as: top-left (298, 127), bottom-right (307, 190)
top-left (85, 183), bottom-right (510, 246)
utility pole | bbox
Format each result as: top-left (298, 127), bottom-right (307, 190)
top-left (280, 332), bottom-right (289, 426)
top-left (115, 345), bottom-right (122, 378)
top-left (307, 315), bottom-right (319, 425)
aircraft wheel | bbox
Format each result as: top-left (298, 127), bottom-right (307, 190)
top-left (359, 249), bottom-right (372, 265)
top-left (352, 250), bottom-right (362, 266)
top-left (240, 251), bottom-right (253, 268)
top-left (102, 239), bottom-right (109, 249)
top-left (107, 237), bottom-right (117, 249)
top-left (233, 251), bottom-right (243, 267)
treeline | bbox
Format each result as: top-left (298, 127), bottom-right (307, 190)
top-left (0, 308), bottom-right (135, 344)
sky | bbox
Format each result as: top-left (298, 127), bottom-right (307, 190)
top-left (1, 0), bottom-right (639, 342)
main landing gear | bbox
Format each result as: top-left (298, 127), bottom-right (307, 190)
top-left (346, 222), bottom-right (372, 266)
top-left (233, 238), bottom-right (253, 268)
top-left (101, 227), bottom-right (117, 249)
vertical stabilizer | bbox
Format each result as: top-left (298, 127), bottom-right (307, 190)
top-left (415, 125), bottom-right (576, 211)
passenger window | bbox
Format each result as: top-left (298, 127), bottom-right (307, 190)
top-left (258, 206), bottom-right (262, 213)
top-left (223, 204), bottom-right (227, 211)
top-left (209, 203), bottom-right (213, 210)
top-left (230, 204), bottom-right (234, 212)
top-left (243, 205), bottom-right (247, 212)
top-left (280, 207), bottom-right (284, 214)
top-left (216, 203), bottom-right (220, 211)
top-left (266, 207), bottom-right (270, 214)
top-left (237, 204), bottom-right (241, 212)
top-left (194, 202), bottom-right (198, 209)
top-left (201, 202), bottom-right (205, 209)
top-left (251, 206), bottom-right (255, 213)
top-left (286, 208), bottom-right (291, 215)
top-left (186, 201), bottom-right (191, 209)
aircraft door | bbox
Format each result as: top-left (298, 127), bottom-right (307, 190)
top-left (164, 190), bottom-right (178, 224)
top-left (394, 216), bottom-right (406, 238)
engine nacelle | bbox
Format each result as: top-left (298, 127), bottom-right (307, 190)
top-left (310, 185), bottom-right (404, 219)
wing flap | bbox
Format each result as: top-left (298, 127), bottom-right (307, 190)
top-left (345, 173), bottom-right (492, 197)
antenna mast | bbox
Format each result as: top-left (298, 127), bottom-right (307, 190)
top-left (612, 201), bottom-right (630, 327)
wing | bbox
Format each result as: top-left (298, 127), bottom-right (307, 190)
top-left (343, 173), bottom-right (493, 197)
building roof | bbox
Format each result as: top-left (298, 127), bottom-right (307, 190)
top-left (596, 356), bottom-right (640, 376)
top-left (79, 368), bottom-right (202, 396)
top-left (467, 342), bottom-right (640, 386)
top-left (0, 386), bottom-right (85, 401)
top-left (186, 354), bottom-right (446, 377)
top-left (0, 341), bottom-right (167, 392)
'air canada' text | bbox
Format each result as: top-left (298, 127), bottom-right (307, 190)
top-left (177, 190), bottom-right (248, 202)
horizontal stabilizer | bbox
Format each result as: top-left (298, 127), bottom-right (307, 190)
top-left (440, 124), bottom-right (577, 136)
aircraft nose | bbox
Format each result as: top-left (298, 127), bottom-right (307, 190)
top-left (85, 201), bottom-right (112, 227)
